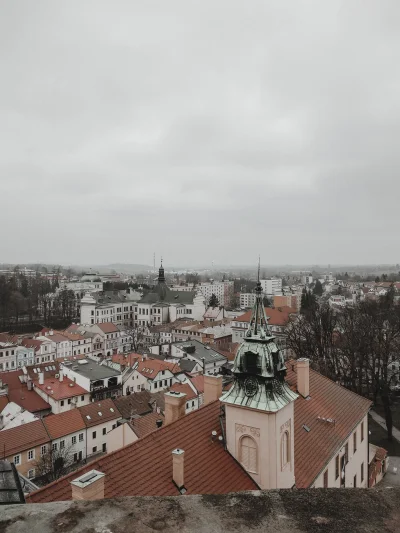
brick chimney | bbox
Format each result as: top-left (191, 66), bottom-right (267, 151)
top-left (297, 358), bottom-right (310, 398)
top-left (71, 470), bottom-right (105, 501)
top-left (164, 391), bottom-right (186, 425)
top-left (172, 449), bottom-right (185, 490)
top-left (204, 374), bottom-right (223, 405)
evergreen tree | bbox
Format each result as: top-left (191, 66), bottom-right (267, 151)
top-left (300, 288), bottom-right (316, 314)
top-left (209, 293), bottom-right (219, 308)
top-left (313, 279), bottom-right (323, 297)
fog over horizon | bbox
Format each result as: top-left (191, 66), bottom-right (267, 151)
top-left (1, 1), bottom-right (399, 266)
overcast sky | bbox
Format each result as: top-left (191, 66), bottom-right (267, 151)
top-left (1, 1), bottom-right (399, 267)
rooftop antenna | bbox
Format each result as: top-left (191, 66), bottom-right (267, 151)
top-left (257, 255), bottom-right (261, 282)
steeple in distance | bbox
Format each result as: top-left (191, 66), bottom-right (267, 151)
top-left (158, 257), bottom-right (166, 284)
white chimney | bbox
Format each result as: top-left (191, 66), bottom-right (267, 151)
top-left (297, 358), bottom-right (310, 398)
top-left (39, 372), bottom-right (44, 385)
top-left (172, 449), bottom-right (185, 490)
top-left (59, 371), bottom-right (64, 383)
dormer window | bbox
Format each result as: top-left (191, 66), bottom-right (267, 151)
top-left (243, 351), bottom-right (261, 375)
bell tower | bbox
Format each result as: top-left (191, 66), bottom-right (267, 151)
top-left (220, 266), bottom-right (298, 489)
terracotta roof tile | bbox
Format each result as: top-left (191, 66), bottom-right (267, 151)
top-left (285, 361), bottom-right (372, 488)
top-left (0, 371), bottom-right (51, 414)
top-left (170, 383), bottom-right (197, 400)
top-left (0, 396), bottom-right (9, 411)
top-left (79, 399), bottom-right (121, 427)
top-left (137, 359), bottom-right (181, 380)
top-left (28, 401), bottom-right (257, 503)
top-left (97, 322), bottom-right (119, 334)
top-left (114, 392), bottom-right (154, 418)
top-left (43, 410), bottom-right (86, 440)
top-left (112, 353), bottom-right (141, 367)
top-left (131, 412), bottom-right (165, 438)
top-left (233, 306), bottom-right (296, 326)
top-left (34, 377), bottom-right (89, 400)
top-left (189, 375), bottom-right (204, 394)
top-left (0, 419), bottom-right (50, 457)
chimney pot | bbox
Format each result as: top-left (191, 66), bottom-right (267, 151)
top-left (297, 358), bottom-right (310, 398)
top-left (172, 449), bottom-right (185, 490)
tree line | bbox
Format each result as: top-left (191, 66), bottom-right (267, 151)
top-left (287, 288), bottom-right (400, 439)
top-left (0, 269), bottom-right (78, 330)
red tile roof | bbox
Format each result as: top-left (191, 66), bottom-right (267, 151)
top-left (189, 375), bottom-right (204, 394)
top-left (137, 359), bottom-right (181, 380)
top-left (0, 395), bottom-right (9, 411)
top-left (169, 383), bottom-right (197, 400)
top-left (285, 361), bottom-right (372, 488)
top-left (97, 322), bottom-right (119, 334)
top-left (0, 371), bottom-right (51, 414)
top-left (27, 362), bottom-right (60, 382)
top-left (20, 338), bottom-right (45, 352)
top-left (43, 410), bottom-right (86, 440)
top-left (131, 411), bottom-right (165, 438)
top-left (233, 306), bottom-right (297, 326)
top-left (0, 419), bottom-right (50, 457)
top-left (112, 353), bottom-right (141, 368)
top-left (34, 377), bottom-right (89, 400)
top-left (28, 401), bottom-right (257, 503)
top-left (79, 399), bottom-right (121, 427)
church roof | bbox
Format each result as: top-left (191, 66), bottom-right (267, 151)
top-left (140, 287), bottom-right (197, 305)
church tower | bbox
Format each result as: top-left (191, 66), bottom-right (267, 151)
top-left (220, 275), bottom-right (298, 489)
top-left (158, 258), bottom-right (166, 284)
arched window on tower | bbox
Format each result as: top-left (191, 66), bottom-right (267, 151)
top-left (240, 436), bottom-right (258, 473)
top-left (281, 431), bottom-right (290, 469)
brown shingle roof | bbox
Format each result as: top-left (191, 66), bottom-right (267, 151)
top-left (0, 419), bottom-right (50, 457)
top-left (43, 410), bottom-right (86, 440)
top-left (79, 399), bottom-right (121, 427)
top-left (114, 392), bottom-right (154, 418)
top-left (285, 361), bottom-right (372, 488)
top-left (28, 401), bottom-right (257, 503)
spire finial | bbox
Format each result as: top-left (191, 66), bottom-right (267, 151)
top-left (258, 256), bottom-right (260, 282)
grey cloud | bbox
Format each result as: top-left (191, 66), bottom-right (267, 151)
top-left (0, 0), bottom-right (399, 266)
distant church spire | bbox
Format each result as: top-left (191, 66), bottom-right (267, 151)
top-left (158, 257), bottom-right (166, 284)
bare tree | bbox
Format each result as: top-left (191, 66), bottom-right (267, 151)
top-left (34, 444), bottom-right (76, 484)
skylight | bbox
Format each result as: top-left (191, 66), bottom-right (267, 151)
top-left (110, 408), bottom-right (114, 412)
top-left (86, 415), bottom-right (91, 420)
top-left (98, 412), bottom-right (102, 416)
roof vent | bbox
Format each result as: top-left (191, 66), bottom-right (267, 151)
top-left (302, 424), bottom-right (311, 432)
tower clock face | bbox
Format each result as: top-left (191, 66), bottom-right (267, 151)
top-left (244, 376), bottom-right (259, 397)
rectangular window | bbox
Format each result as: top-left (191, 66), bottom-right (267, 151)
top-left (81, 395), bottom-right (84, 401)
top-left (92, 431), bottom-right (96, 439)
top-left (60, 440), bottom-right (65, 450)
top-left (353, 474), bottom-right (357, 488)
top-left (323, 470), bottom-right (328, 488)
top-left (92, 446), bottom-right (97, 453)
top-left (335, 455), bottom-right (339, 480)
top-left (14, 454), bottom-right (21, 465)
top-left (68, 399), bottom-right (71, 404)
top-left (361, 421), bottom-right (364, 442)
top-left (41, 445), bottom-right (47, 456)
top-left (79, 433), bottom-right (84, 442)
top-left (345, 443), bottom-right (349, 463)
top-left (61, 400), bottom-right (64, 407)
top-left (72, 436), bottom-right (77, 445)
top-left (52, 443), bottom-right (58, 451)
top-left (28, 469), bottom-right (35, 479)
top-left (103, 427), bottom-right (106, 435)
top-left (27, 449), bottom-right (34, 461)
top-left (361, 462), bottom-right (364, 482)
top-left (353, 431), bottom-right (357, 453)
